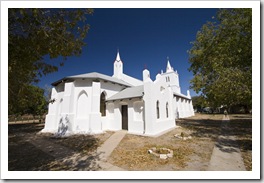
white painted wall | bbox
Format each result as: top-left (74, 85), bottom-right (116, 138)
top-left (103, 98), bottom-right (145, 135)
top-left (143, 69), bottom-right (175, 136)
top-left (128, 99), bottom-right (144, 134)
top-left (43, 55), bottom-right (194, 136)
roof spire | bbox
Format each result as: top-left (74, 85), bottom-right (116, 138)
top-left (166, 56), bottom-right (173, 73)
top-left (116, 49), bottom-right (121, 62)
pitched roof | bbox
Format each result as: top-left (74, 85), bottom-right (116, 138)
top-left (107, 85), bottom-right (144, 101)
top-left (173, 92), bottom-right (191, 100)
top-left (51, 72), bottom-right (131, 86)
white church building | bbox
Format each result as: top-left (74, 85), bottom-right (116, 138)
top-left (42, 51), bottom-right (194, 136)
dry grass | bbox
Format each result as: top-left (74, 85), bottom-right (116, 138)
top-left (109, 123), bottom-right (216, 171)
top-left (109, 113), bottom-right (252, 171)
top-left (8, 113), bottom-right (252, 171)
top-left (109, 134), bottom-right (195, 170)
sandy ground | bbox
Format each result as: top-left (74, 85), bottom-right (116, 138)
top-left (8, 113), bottom-right (251, 171)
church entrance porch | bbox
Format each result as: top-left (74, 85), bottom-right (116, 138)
top-left (121, 105), bottom-right (128, 130)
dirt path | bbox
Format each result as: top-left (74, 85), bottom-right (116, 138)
top-left (207, 115), bottom-right (246, 170)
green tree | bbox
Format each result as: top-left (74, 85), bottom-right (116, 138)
top-left (188, 8), bottom-right (252, 110)
top-left (8, 8), bottom-right (93, 114)
top-left (23, 85), bottom-right (47, 117)
top-left (11, 85), bottom-right (47, 117)
top-left (192, 95), bottom-right (206, 111)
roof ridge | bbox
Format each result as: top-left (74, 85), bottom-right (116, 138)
top-left (51, 72), bottom-right (131, 86)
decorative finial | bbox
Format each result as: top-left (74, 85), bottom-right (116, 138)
top-left (166, 57), bottom-right (173, 73)
top-left (116, 49), bottom-right (121, 61)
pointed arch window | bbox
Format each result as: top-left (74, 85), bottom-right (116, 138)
top-left (166, 102), bottom-right (169, 118)
top-left (77, 91), bottom-right (88, 118)
top-left (156, 101), bottom-right (160, 119)
top-left (100, 92), bottom-right (106, 116)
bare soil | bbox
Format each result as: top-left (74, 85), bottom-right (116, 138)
top-left (8, 123), bottom-right (113, 171)
top-left (108, 114), bottom-right (223, 171)
top-left (8, 113), bottom-right (252, 171)
top-left (108, 113), bottom-right (252, 171)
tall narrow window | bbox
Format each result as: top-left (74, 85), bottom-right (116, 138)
top-left (156, 101), bottom-right (160, 119)
top-left (77, 91), bottom-right (88, 118)
top-left (166, 102), bottom-right (169, 118)
top-left (100, 92), bottom-right (106, 116)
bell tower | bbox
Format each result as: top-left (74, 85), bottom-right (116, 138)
top-left (163, 57), bottom-right (181, 93)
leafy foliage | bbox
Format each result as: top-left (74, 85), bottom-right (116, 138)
top-left (12, 85), bottom-right (48, 116)
top-left (188, 9), bottom-right (252, 108)
top-left (191, 96), bottom-right (207, 110)
top-left (8, 8), bottom-right (93, 114)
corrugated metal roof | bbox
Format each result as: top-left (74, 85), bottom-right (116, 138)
top-left (51, 72), bottom-right (131, 86)
top-left (107, 85), bottom-right (144, 101)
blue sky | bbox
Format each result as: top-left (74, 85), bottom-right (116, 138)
top-left (37, 8), bottom-right (218, 97)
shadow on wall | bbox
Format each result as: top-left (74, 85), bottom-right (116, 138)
top-left (55, 115), bottom-right (70, 137)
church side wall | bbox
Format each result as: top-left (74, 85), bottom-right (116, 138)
top-left (72, 79), bottom-right (93, 132)
top-left (152, 82), bottom-right (175, 135)
top-left (176, 97), bottom-right (194, 118)
top-left (100, 81), bottom-right (126, 131)
top-left (128, 99), bottom-right (144, 134)
top-left (105, 98), bottom-right (144, 134)
top-left (143, 77), bottom-right (175, 136)
top-left (43, 84), bottom-right (65, 132)
top-left (89, 81), bottom-right (102, 133)
top-left (44, 79), bottom-right (128, 134)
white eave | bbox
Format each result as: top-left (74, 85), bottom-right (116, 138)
top-left (173, 92), bottom-right (191, 100)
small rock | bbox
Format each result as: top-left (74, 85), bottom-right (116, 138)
top-left (160, 154), bottom-right (167, 159)
top-left (174, 134), bottom-right (182, 139)
top-left (148, 150), bottom-right (153, 154)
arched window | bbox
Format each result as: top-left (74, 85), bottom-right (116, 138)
top-left (156, 101), bottom-right (160, 119)
top-left (100, 92), bottom-right (106, 116)
top-left (77, 91), bottom-right (88, 118)
top-left (166, 102), bottom-right (169, 118)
